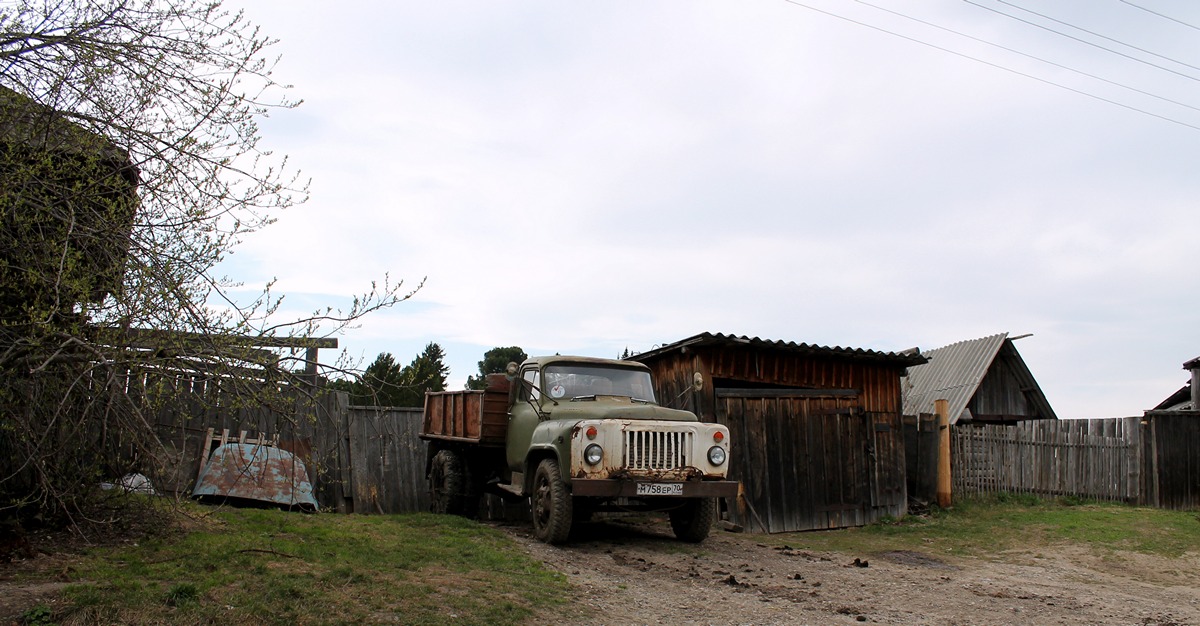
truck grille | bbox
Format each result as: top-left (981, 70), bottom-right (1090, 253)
top-left (623, 429), bottom-right (694, 471)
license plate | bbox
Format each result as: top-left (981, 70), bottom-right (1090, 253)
top-left (636, 482), bottom-right (683, 496)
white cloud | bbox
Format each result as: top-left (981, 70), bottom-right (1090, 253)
top-left (218, 0), bottom-right (1200, 415)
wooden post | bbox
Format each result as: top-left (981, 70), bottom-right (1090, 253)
top-left (305, 346), bottom-right (320, 387)
top-left (195, 427), bottom-right (215, 488)
top-left (936, 399), bottom-right (952, 508)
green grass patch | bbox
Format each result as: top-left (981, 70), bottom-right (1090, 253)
top-left (46, 508), bottom-right (571, 625)
top-left (758, 494), bottom-right (1200, 560)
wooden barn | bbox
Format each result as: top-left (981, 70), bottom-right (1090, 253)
top-left (630, 332), bottom-right (927, 533)
top-left (900, 332), bottom-right (1057, 504)
top-left (902, 332), bottom-right (1057, 424)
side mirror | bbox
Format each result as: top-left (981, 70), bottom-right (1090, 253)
top-left (505, 361), bottom-right (519, 380)
top-left (692, 371), bottom-right (704, 392)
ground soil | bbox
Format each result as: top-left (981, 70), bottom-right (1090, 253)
top-left (510, 516), bottom-right (1200, 626)
top-left (2, 514), bottom-right (1197, 625)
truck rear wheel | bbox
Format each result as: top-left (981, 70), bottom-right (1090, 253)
top-left (669, 497), bottom-right (716, 543)
top-left (429, 449), bottom-right (468, 515)
top-left (531, 458), bottom-right (572, 544)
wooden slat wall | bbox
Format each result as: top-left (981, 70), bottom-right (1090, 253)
top-left (643, 348), bottom-right (906, 423)
top-left (639, 344), bottom-right (912, 532)
top-left (904, 414), bottom-right (939, 502)
top-left (148, 377), bottom-right (431, 514)
top-left (148, 377), bottom-right (355, 512)
top-left (1146, 415), bottom-right (1200, 510)
top-left (717, 395), bottom-right (906, 533)
top-left (950, 418), bottom-right (1143, 503)
top-left (972, 358), bottom-right (1033, 418)
top-left (347, 406), bottom-right (428, 514)
top-left (705, 349), bottom-right (905, 414)
top-left (24, 364), bottom-right (1200, 518)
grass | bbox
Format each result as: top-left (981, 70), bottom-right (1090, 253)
top-left (40, 507), bottom-right (571, 625)
top-left (756, 494), bottom-right (1200, 561)
top-left (13, 495), bottom-right (1200, 624)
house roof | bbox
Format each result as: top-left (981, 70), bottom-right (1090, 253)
top-left (631, 332), bottom-right (928, 367)
top-left (902, 332), bottom-right (1057, 423)
top-left (1152, 384), bottom-right (1192, 411)
top-left (1150, 355), bottom-right (1200, 411)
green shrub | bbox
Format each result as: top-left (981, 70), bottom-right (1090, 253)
top-left (20, 604), bottom-right (55, 626)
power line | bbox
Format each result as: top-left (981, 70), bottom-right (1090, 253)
top-left (854, 0), bottom-right (1200, 114)
top-left (779, 0), bottom-right (1200, 132)
top-left (964, 0), bottom-right (1200, 83)
top-left (1119, 0), bottom-right (1200, 32)
top-left (993, 0), bottom-right (1200, 75)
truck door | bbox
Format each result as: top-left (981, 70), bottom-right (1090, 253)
top-left (506, 366), bottom-right (541, 473)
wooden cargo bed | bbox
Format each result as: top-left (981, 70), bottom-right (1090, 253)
top-left (421, 374), bottom-right (510, 446)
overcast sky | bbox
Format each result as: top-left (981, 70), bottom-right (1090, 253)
top-left (219, 0), bottom-right (1200, 418)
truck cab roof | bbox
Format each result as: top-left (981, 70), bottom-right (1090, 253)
top-left (520, 355), bottom-right (651, 371)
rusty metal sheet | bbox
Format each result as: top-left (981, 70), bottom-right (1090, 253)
top-left (193, 443), bottom-right (318, 512)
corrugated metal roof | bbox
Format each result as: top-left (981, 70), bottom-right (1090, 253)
top-left (902, 333), bottom-right (1008, 423)
top-left (632, 332), bottom-right (927, 366)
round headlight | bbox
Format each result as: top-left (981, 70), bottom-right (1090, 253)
top-left (584, 443), bottom-right (603, 466)
top-left (707, 445), bottom-right (727, 466)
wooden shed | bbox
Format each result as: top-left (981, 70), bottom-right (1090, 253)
top-left (900, 333), bottom-right (1057, 504)
top-left (630, 332), bottom-right (927, 533)
top-left (902, 332), bottom-right (1057, 424)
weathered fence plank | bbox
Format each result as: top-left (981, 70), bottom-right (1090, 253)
top-left (950, 418), bottom-right (1143, 503)
top-left (346, 406), bottom-right (428, 514)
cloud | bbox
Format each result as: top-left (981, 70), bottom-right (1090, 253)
top-left (220, 0), bottom-right (1200, 416)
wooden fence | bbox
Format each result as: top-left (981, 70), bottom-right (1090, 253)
top-left (343, 405), bottom-right (428, 514)
top-left (148, 381), bottom-right (357, 511)
top-left (1142, 413), bottom-right (1200, 510)
top-left (25, 365), bottom-right (1200, 519)
top-left (944, 413), bottom-right (1200, 510)
top-left (951, 417), bottom-right (1142, 503)
top-left (137, 380), bottom-right (485, 515)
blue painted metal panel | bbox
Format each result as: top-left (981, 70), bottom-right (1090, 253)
top-left (193, 443), bottom-right (318, 512)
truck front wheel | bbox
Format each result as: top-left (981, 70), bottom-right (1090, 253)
top-left (531, 458), bottom-right (573, 544)
top-left (669, 497), bottom-right (717, 543)
top-left (429, 449), bottom-right (468, 515)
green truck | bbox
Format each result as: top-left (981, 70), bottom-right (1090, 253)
top-left (421, 355), bottom-right (738, 544)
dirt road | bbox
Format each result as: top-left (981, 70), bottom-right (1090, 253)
top-left (509, 517), bottom-right (1200, 625)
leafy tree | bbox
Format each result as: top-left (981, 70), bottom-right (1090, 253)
top-left (466, 346), bottom-right (527, 390)
top-left (0, 0), bottom-right (415, 526)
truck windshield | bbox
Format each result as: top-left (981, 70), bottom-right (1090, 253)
top-left (542, 364), bottom-right (656, 403)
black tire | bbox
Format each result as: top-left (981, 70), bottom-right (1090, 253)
top-left (429, 449), bottom-right (468, 515)
top-left (669, 497), bottom-right (716, 543)
top-left (531, 458), bottom-right (573, 544)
